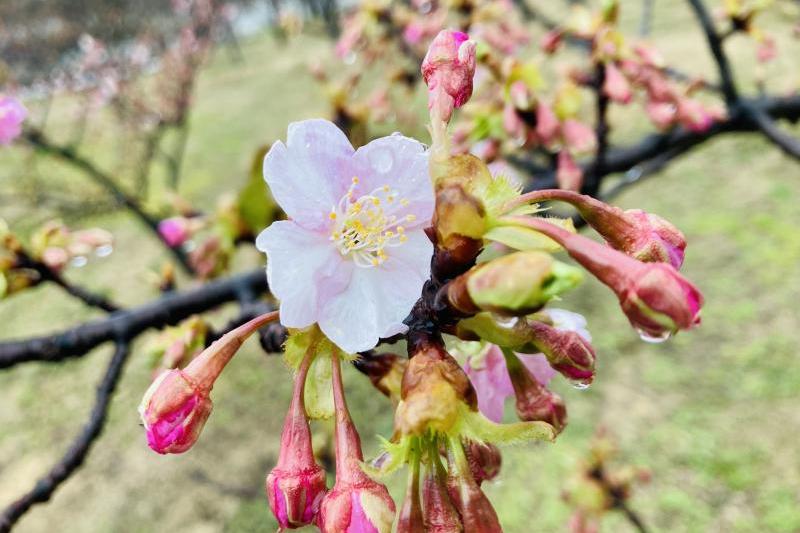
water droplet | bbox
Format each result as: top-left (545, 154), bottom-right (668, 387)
top-left (95, 244), bottom-right (113, 258)
top-left (343, 52), bottom-right (356, 65)
top-left (636, 328), bottom-right (672, 344)
top-left (493, 315), bottom-right (518, 328)
top-left (570, 380), bottom-right (591, 390)
top-left (369, 452), bottom-right (390, 469)
top-left (369, 147), bottom-right (393, 173)
top-left (70, 256), bottom-right (88, 268)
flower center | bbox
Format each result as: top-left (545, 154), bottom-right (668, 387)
top-left (329, 177), bottom-right (416, 268)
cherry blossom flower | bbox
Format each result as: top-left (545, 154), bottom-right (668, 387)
top-left (0, 96), bottom-right (27, 145)
top-left (463, 309), bottom-right (590, 422)
top-left (256, 120), bottom-right (434, 353)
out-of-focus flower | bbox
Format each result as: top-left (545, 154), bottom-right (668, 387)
top-left (603, 62), bottom-right (632, 104)
top-left (256, 120), bottom-right (434, 353)
top-left (557, 150), bottom-right (583, 192)
top-left (0, 96), bottom-right (27, 145)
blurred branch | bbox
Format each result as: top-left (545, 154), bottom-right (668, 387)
top-left (745, 105), bottom-right (800, 161)
top-left (15, 251), bottom-right (121, 313)
top-left (0, 342), bottom-right (131, 533)
top-left (22, 128), bottom-right (195, 274)
top-left (588, 62), bottom-right (611, 197)
top-left (0, 269), bottom-right (270, 369)
top-left (686, 0), bottom-right (738, 106)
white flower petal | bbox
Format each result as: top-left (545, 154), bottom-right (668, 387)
top-left (257, 221), bottom-right (352, 328)
top-left (263, 119), bottom-right (355, 230)
top-left (352, 134), bottom-right (434, 229)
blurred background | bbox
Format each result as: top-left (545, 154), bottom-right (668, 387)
top-left (1, 0), bottom-right (799, 532)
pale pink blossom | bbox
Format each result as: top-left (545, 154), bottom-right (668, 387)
top-left (0, 96), bottom-right (27, 145)
top-left (421, 30), bottom-right (476, 123)
top-left (257, 120), bottom-right (434, 353)
top-left (463, 309), bottom-right (590, 422)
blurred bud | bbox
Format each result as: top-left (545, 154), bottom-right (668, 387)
top-left (603, 62), bottom-right (632, 104)
top-left (464, 441), bottom-right (502, 485)
top-left (540, 29), bottom-right (564, 54)
top-left (445, 251), bottom-right (582, 315)
top-left (422, 30), bottom-right (477, 123)
top-left (396, 344), bottom-right (476, 436)
top-left (557, 150), bottom-right (584, 192)
top-left (267, 351), bottom-right (327, 529)
top-left (503, 101), bottom-right (525, 141)
top-left (535, 101), bottom-right (560, 145)
top-left (677, 98), bottom-right (714, 132)
top-left (633, 44), bottom-right (665, 68)
top-left (0, 95), bottom-right (27, 145)
top-left (562, 120), bottom-right (596, 153)
top-left (505, 351), bottom-right (567, 433)
top-left (158, 217), bottom-right (192, 248)
top-left (354, 352), bottom-right (407, 403)
top-left (645, 100), bottom-right (676, 129)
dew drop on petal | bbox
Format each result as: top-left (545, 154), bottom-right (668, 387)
top-left (369, 147), bottom-right (394, 173)
top-left (70, 256), bottom-right (88, 268)
top-left (636, 328), bottom-right (672, 344)
top-left (95, 244), bottom-right (113, 257)
top-left (493, 315), bottom-right (519, 328)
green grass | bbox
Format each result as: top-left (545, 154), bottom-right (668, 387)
top-left (2, 2), bottom-right (800, 532)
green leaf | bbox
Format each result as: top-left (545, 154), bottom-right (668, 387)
top-left (237, 144), bottom-right (281, 233)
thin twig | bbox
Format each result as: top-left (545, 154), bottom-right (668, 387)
top-left (0, 342), bottom-right (131, 532)
top-left (686, 0), bottom-right (739, 106)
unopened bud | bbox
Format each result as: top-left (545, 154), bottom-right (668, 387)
top-left (396, 344), bottom-right (476, 436)
top-left (525, 320), bottom-right (596, 387)
top-left (464, 441), bottom-right (502, 485)
top-left (603, 62), bottom-right (632, 104)
top-left (446, 439), bottom-right (502, 532)
top-left (505, 351), bottom-right (567, 433)
top-left (423, 450), bottom-right (463, 532)
top-left (422, 30), bottom-right (477, 124)
top-left (446, 251), bottom-right (582, 315)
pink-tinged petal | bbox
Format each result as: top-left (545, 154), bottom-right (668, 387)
top-left (352, 134), bottom-right (434, 229)
top-left (515, 353), bottom-right (556, 386)
top-left (464, 345), bottom-right (514, 422)
top-left (318, 231), bottom-right (431, 352)
top-left (263, 119), bottom-right (355, 230)
top-left (257, 221), bottom-right (351, 329)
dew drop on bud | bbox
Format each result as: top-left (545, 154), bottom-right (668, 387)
top-left (636, 328), bottom-right (672, 344)
top-left (492, 314), bottom-right (519, 328)
top-left (95, 244), bottom-right (113, 258)
top-left (570, 379), bottom-right (591, 390)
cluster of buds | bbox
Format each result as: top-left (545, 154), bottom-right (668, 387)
top-left (29, 221), bottom-right (114, 271)
top-left (563, 430), bottom-right (651, 533)
top-left (719, 0), bottom-right (784, 63)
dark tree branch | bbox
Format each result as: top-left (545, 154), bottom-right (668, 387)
top-left (0, 342), bottom-right (131, 533)
top-left (22, 129), bottom-right (195, 274)
top-left (745, 105), bottom-right (800, 160)
top-left (686, 0), bottom-right (739, 106)
top-left (0, 269), bottom-right (269, 369)
top-left (588, 62), bottom-right (611, 197)
top-left (15, 252), bottom-right (120, 313)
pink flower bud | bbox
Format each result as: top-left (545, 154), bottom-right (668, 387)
top-left (267, 351), bottom-right (327, 528)
top-left (561, 119), bottom-right (596, 153)
top-left (403, 22), bottom-right (425, 46)
top-left (138, 369), bottom-right (213, 454)
top-left (139, 312), bottom-right (279, 454)
top-left (645, 100), bottom-right (676, 129)
top-left (446, 441), bottom-right (502, 532)
top-left (540, 29), bottom-right (564, 54)
top-left (507, 218), bottom-right (703, 340)
top-left (505, 351), bottom-right (567, 432)
top-left (557, 150), bottom-right (583, 192)
top-left (677, 98), bottom-right (714, 133)
top-left (633, 44), bottom-right (665, 68)
top-left (421, 30), bottom-right (477, 123)
top-left (0, 96), bottom-right (27, 145)
top-left (503, 101), bottom-right (525, 141)
top-left (535, 102), bottom-right (560, 146)
top-left (464, 441), bottom-right (502, 485)
top-left (422, 454), bottom-right (462, 531)
top-left (603, 62), bottom-right (632, 104)
top-left (317, 352), bottom-right (395, 532)
top-left (516, 191), bottom-right (687, 268)
top-left (527, 321), bottom-right (596, 387)
top-left (158, 217), bottom-right (190, 247)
